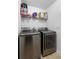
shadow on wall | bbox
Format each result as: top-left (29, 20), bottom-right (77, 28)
top-left (46, 0), bottom-right (57, 9)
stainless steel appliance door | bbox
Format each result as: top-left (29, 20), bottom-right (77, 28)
top-left (18, 34), bottom-right (41, 59)
top-left (43, 33), bottom-right (56, 56)
top-left (19, 35), bottom-right (33, 59)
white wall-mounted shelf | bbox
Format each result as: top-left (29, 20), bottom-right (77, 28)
top-left (21, 14), bottom-right (48, 20)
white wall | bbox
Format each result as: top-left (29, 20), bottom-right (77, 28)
top-left (18, 0), bottom-right (21, 33)
top-left (46, 0), bottom-right (61, 55)
top-left (19, 6), bottom-right (47, 33)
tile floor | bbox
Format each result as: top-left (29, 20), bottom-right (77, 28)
top-left (41, 52), bottom-right (61, 59)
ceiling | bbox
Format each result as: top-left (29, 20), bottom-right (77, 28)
top-left (22, 0), bottom-right (56, 9)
